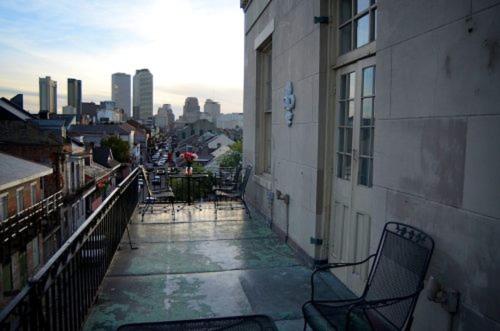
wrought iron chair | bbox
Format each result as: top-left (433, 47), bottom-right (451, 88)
top-left (302, 222), bottom-right (434, 331)
top-left (214, 165), bottom-right (252, 219)
top-left (214, 165), bottom-right (242, 192)
top-left (140, 166), bottom-right (175, 222)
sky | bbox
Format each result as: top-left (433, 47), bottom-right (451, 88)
top-left (0, 0), bottom-right (244, 117)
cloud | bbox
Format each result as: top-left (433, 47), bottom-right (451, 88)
top-left (0, 0), bottom-right (244, 114)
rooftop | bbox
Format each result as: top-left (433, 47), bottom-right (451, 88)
top-left (83, 203), bottom-right (352, 330)
top-left (0, 152), bottom-right (53, 191)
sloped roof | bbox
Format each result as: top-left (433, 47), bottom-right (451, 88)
top-left (0, 121), bottom-right (63, 145)
top-left (69, 124), bottom-right (132, 136)
top-left (0, 97), bottom-right (35, 121)
top-left (92, 146), bottom-right (121, 169)
top-left (0, 152), bottom-right (53, 191)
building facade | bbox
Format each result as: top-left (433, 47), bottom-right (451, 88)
top-left (39, 76), bottom-right (57, 115)
top-left (112, 73), bottom-right (131, 118)
top-left (179, 97), bottom-right (201, 123)
top-left (216, 113), bottom-right (243, 129)
top-left (241, 0), bottom-right (500, 330)
top-left (67, 78), bottom-right (82, 115)
top-left (155, 104), bottom-right (175, 131)
top-left (133, 69), bottom-right (153, 122)
top-left (203, 99), bottom-right (221, 123)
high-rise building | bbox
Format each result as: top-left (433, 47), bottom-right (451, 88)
top-left (204, 99), bottom-right (221, 123)
top-left (132, 69), bottom-right (153, 122)
top-left (155, 104), bottom-right (175, 131)
top-left (111, 73), bottom-right (131, 118)
top-left (67, 78), bottom-right (82, 115)
top-left (39, 76), bottom-right (57, 115)
top-left (179, 97), bottom-right (201, 123)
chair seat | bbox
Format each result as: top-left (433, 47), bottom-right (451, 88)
top-left (215, 190), bottom-right (239, 198)
top-left (303, 301), bottom-right (373, 331)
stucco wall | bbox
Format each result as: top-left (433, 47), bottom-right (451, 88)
top-left (375, 0), bottom-right (500, 329)
top-left (243, 0), bottom-right (327, 260)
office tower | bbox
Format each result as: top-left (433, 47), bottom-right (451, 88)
top-left (204, 99), bottom-right (221, 123)
top-left (180, 97), bottom-right (201, 123)
top-left (67, 78), bottom-right (82, 115)
top-left (39, 76), bottom-right (57, 115)
top-left (132, 69), bottom-right (153, 122)
top-left (111, 73), bottom-right (131, 118)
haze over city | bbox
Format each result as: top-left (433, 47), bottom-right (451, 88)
top-left (0, 0), bottom-right (244, 117)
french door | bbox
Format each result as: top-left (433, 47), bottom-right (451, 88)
top-left (328, 56), bottom-right (376, 295)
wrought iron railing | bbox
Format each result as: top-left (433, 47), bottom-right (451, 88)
top-left (0, 191), bottom-right (63, 253)
top-left (0, 167), bottom-right (139, 330)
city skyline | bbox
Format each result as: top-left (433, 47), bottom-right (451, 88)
top-left (0, 0), bottom-right (244, 117)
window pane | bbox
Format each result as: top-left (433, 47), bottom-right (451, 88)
top-left (343, 155), bottom-right (352, 180)
top-left (348, 100), bottom-right (355, 126)
top-left (372, 9), bottom-right (377, 41)
top-left (361, 98), bottom-right (373, 126)
top-left (338, 128), bottom-right (345, 152)
top-left (362, 66), bottom-right (375, 97)
top-left (358, 157), bottom-right (369, 186)
top-left (340, 75), bottom-right (347, 99)
top-left (337, 153), bottom-right (343, 178)
top-left (340, 0), bottom-right (352, 23)
top-left (264, 112), bottom-right (272, 172)
top-left (346, 127), bottom-right (353, 152)
top-left (360, 128), bottom-right (371, 155)
top-left (356, 0), bottom-right (370, 13)
top-left (348, 72), bottom-right (356, 99)
top-left (356, 14), bottom-right (370, 48)
top-left (339, 102), bottom-right (346, 125)
top-left (340, 23), bottom-right (352, 54)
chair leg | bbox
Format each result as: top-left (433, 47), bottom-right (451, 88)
top-left (242, 199), bottom-right (252, 219)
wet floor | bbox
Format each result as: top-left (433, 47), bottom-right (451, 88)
top-left (83, 203), bottom-right (351, 331)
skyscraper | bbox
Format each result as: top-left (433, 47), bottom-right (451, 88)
top-left (111, 73), bottom-right (131, 118)
top-left (180, 97), bottom-right (201, 123)
top-left (39, 76), bottom-right (57, 115)
top-left (67, 78), bottom-right (82, 115)
top-left (132, 69), bottom-right (153, 122)
top-left (204, 99), bottom-right (221, 123)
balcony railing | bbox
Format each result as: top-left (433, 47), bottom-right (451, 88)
top-left (0, 191), bottom-right (63, 255)
top-left (0, 167), bottom-right (139, 331)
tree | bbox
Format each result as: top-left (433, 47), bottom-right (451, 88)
top-left (101, 136), bottom-right (130, 163)
top-left (219, 141), bottom-right (242, 168)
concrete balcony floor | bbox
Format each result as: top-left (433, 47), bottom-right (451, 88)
top-left (83, 202), bottom-right (352, 330)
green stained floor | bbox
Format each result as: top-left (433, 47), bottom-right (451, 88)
top-left (83, 203), bottom-right (350, 331)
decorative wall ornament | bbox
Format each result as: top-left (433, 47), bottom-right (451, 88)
top-left (283, 81), bottom-right (296, 127)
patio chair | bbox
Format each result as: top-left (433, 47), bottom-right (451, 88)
top-left (213, 165), bottom-right (242, 192)
top-left (214, 165), bottom-right (252, 219)
top-left (302, 222), bottom-right (434, 331)
top-left (140, 166), bottom-right (175, 222)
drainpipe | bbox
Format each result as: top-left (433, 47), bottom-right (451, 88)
top-left (276, 190), bottom-right (290, 242)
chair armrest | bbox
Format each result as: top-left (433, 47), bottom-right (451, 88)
top-left (310, 254), bottom-right (376, 300)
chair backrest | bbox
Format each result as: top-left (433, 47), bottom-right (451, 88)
top-left (238, 165), bottom-right (252, 197)
top-left (139, 166), bottom-right (153, 197)
top-left (364, 222), bottom-right (434, 330)
top-left (231, 165), bottom-right (242, 190)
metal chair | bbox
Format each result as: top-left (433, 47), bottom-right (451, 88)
top-left (140, 166), bottom-right (175, 222)
top-left (302, 222), bottom-right (434, 331)
top-left (214, 165), bottom-right (252, 219)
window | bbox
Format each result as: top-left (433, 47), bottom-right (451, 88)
top-left (359, 66), bottom-right (375, 186)
top-left (16, 188), bottom-right (24, 214)
top-left (339, 0), bottom-right (377, 54)
top-left (2, 261), bottom-right (13, 293)
top-left (0, 194), bottom-right (8, 221)
top-left (257, 38), bottom-right (273, 174)
top-left (30, 182), bottom-right (37, 206)
top-left (337, 72), bottom-right (355, 180)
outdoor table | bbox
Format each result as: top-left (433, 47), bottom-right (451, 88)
top-left (117, 315), bottom-right (278, 330)
top-left (168, 173), bottom-right (210, 210)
